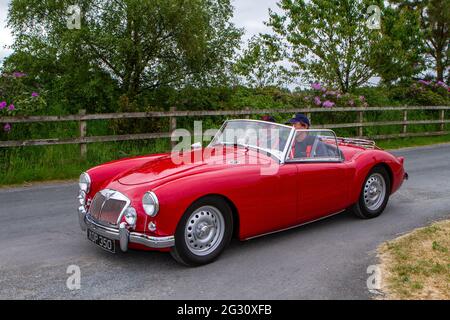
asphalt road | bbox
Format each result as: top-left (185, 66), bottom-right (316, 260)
top-left (1, 143), bottom-right (449, 300)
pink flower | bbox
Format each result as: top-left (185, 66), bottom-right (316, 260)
top-left (348, 99), bottom-right (355, 106)
top-left (3, 123), bottom-right (11, 132)
top-left (314, 96), bottom-right (321, 106)
top-left (359, 96), bottom-right (365, 102)
top-left (0, 101), bottom-right (6, 109)
top-left (8, 104), bottom-right (15, 111)
top-left (12, 71), bottom-right (26, 78)
top-left (418, 80), bottom-right (430, 86)
top-left (322, 100), bottom-right (335, 108)
top-left (311, 82), bottom-right (322, 90)
top-left (436, 81), bottom-right (447, 88)
top-left (32, 92), bottom-right (39, 98)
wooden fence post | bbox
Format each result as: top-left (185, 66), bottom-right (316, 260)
top-left (170, 106), bottom-right (177, 148)
top-left (79, 109), bottom-right (87, 160)
top-left (307, 106), bottom-right (312, 126)
top-left (440, 109), bottom-right (445, 132)
top-left (403, 110), bottom-right (408, 134)
top-left (358, 111), bottom-right (364, 137)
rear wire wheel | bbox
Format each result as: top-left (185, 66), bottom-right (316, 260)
top-left (352, 166), bottom-right (391, 219)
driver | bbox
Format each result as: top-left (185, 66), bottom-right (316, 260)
top-left (286, 113), bottom-right (327, 158)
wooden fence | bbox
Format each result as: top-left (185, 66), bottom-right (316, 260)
top-left (1, 106), bottom-right (449, 158)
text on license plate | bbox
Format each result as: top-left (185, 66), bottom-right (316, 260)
top-left (87, 229), bottom-right (116, 253)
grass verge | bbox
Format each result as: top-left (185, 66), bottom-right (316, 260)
top-left (377, 133), bottom-right (450, 149)
top-left (378, 219), bottom-right (450, 300)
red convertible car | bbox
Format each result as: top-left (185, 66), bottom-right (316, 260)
top-left (77, 119), bottom-right (407, 266)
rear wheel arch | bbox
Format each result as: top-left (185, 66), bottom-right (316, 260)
top-left (376, 162), bottom-right (393, 194)
top-left (352, 164), bottom-right (391, 219)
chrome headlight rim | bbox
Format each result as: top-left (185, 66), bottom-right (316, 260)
top-left (79, 172), bottom-right (91, 193)
top-left (78, 190), bottom-right (86, 205)
top-left (142, 191), bottom-right (159, 217)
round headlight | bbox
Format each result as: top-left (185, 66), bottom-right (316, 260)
top-left (79, 172), bottom-right (91, 193)
top-left (142, 192), bottom-right (159, 217)
top-left (124, 207), bottom-right (137, 227)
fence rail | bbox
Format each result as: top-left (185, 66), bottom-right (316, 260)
top-left (1, 106), bottom-right (449, 157)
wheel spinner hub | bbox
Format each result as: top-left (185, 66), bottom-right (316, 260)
top-left (184, 206), bottom-right (225, 256)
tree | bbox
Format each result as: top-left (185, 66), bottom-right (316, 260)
top-left (266, 0), bottom-right (388, 92)
top-left (5, 0), bottom-right (242, 107)
top-left (391, 0), bottom-right (449, 81)
top-left (234, 35), bottom-right (290, 88)
top-left (371, 6), bottom-right (425, 85)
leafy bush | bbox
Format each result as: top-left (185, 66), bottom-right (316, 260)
top-left (0, 71), bottom-right (47, 134)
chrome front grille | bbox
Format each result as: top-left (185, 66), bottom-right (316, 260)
top-left (88, 189), bottom-right (129, 226)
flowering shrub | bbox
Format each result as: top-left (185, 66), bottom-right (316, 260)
top-left (0, 71), bottom-right (47, 133)
top-left (407, 80), bottom-right (450, 106)
top-left (303, 82), bottom-right (368, 108)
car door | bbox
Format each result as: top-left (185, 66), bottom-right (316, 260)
top-left (295, 162), bottom-right (350, 222)
top-left (286, 129), bottom-right (351, 223)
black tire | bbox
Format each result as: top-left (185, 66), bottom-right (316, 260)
top-left (170, 196), bottom-right (233, 267)
top-left (352, 165), bottom-right (391, 219)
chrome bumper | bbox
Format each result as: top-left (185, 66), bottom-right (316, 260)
top-left (78, 206), bottom-right (175, 251)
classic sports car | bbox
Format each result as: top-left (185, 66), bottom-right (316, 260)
top-left (77, 119), bottom-right (408, 266)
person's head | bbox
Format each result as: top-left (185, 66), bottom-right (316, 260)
top-left (286, 113), bottom-right (310, 129)
top-left (286, 113), bottom-right (310, 142)
top-left (261, 115), bottom-right (276, 123)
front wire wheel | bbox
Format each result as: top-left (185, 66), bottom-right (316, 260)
top-left (171, 196), bottom-right (233, 266)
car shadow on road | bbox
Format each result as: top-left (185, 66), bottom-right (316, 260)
top-left (90, 209), bottom-right (359, 270)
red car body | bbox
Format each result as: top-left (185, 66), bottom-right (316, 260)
top-left (79, 138), bottom-right (406, 254)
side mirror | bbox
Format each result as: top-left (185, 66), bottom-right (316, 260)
top-left (191, 142), bottom-right (202, 149)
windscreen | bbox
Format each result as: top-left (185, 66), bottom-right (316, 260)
top-left (209, 120), bottom-right (293, 159)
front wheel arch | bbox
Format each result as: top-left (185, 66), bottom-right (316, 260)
top-left (170, 194), bottom-right (235, 266)
top-left (188, 193), bottom-right (240, 239)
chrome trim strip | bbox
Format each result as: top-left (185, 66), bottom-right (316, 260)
top-left (78, 205), bottom-right (87, 231)
top-left (280, 126), bottom-right (296, 164)
top-left (285, 158), bottom-right (343, 163)
top-left (84, 214), bottom-right (175, 250)
top-left (244, 210), bottom-right (346, 241)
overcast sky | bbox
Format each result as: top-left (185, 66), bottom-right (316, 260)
top-left (0, 0), bottom-right (280, 66)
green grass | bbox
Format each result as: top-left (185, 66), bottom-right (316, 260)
top-left (1, 133), bottom-right (450, 187)
top-left (0, 139), bottom-right (171, 186)
top-left (378, 220), bottom-right (450, 299)
top-left (377, 134), bottom-right (450, 150)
